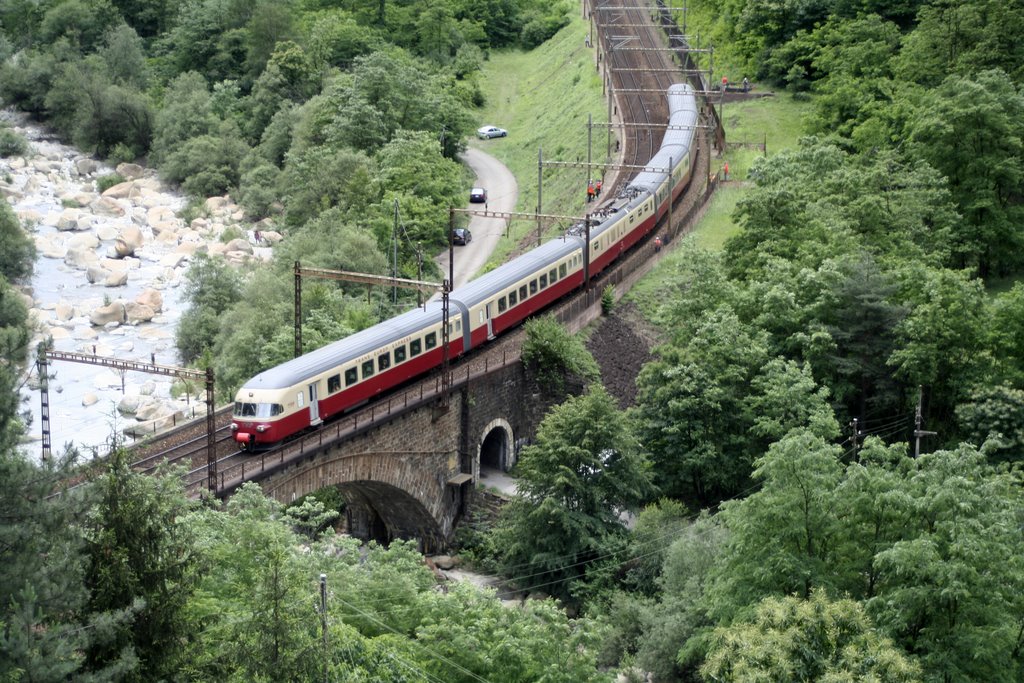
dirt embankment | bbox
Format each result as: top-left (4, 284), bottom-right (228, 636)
top-left (585, 302), bottom-right (663, 409)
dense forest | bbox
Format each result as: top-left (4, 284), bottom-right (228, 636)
top-left (2, 0), bottom-right (1024, 681)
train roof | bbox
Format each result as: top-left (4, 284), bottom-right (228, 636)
top-left (450, 236), bottom-right (582, 307)
top-left (627, 83), bottom-right (698, 193)
top-left (240, 301), bottom-right (444, 391)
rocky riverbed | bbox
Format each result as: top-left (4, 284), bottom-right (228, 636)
top-left (1, 111), bottom-right (278, 458)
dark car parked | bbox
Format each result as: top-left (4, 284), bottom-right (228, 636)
top-left (470, 187), bottom-right (487, 203)
top-left (452, 228), bottom-right (472, 245)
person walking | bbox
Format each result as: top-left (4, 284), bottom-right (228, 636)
top-left (654, 236), bottom-right (662, 252)
top-left (595, 179), bottom-right (602, 198)
top-left (587, 180), bottom-right (595, 203)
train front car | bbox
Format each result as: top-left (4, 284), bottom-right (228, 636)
top-left (231, 300), bottom-right (469, 450)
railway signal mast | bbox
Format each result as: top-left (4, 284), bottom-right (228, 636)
top-left (36, 346), bottom-right (218, 493)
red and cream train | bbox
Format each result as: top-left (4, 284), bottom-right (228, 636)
top-left (231, 84), bottom-right (699, 449)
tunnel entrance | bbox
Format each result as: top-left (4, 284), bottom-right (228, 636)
top-left (480, 425), bottom-right (509, 471)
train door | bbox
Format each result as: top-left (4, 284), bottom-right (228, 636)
top-left (308, 382), bottom-right (321, 424)
top-left (485, 302), bottom-right (494, 340)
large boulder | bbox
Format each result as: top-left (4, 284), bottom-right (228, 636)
top-left (86, 265), bottom-right (111, 284)
top-left (55, 300), bottom-right (74, 321)
top-left (115, 225), bottom-right (144, 257)
top-left (56, 208), bottom-right (86, 231)
top-left (205, 196), bottom-right (230, 212)
top-left (124, 302), bottom-right (155, 324)
top-left (91, 196), bottom-right (125, 217)
top-left (135, 288), bottom-right (163, 313)
top-left (102, 180), bottom-right (135, 199)
top-left (65, 246), bottom-right (100, 269)
top-left (75, 158), bottom-right (100, 176)
top-left (115, 162), bottom-right (145, 180)
top-left (67, 233), bottom-right (99, 250)
top-left (224, 238), bottom-right (253, 254)
top-left (104, 270), bottom-right (128, 287)
top-left (89, 301), bottom-right (126, 326)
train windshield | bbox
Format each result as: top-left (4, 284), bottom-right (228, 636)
top-left (234, 402), bottom-right (283, 418)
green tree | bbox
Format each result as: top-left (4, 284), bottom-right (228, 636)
top-left (702, 589), bottom-right (922, 682)
top-left (182, 483), bottom-right (324, 681)
top-left (494, 386), bottom-right (653, 604)
top-left (0, 449), bottom-right (136, 681)
top-left (868, 445), bottom-right (1024, 682)
top-left (81, 451), bottom-right (197, 680)
top-left (955, 384), bottom-right (1024, 464)
top-left (888, 265), bottom-right (991, 430)
top-left (906, 69), bottom-right (1024, 277)
top-left (415, 582), bottom-right (611, 683)
top-left (706, 430), bottom-right (845, 621)
top-left (633, 308), bottom-right (769, 505)
top-left (0, 201), bottom-right (34, 283)
top-left (176, 254), bottom-right (242, 364)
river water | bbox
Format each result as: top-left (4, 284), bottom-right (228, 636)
top-left (1, 112), bottom-right (207, 459)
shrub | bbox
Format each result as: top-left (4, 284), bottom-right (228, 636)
top-left (96, 173), bottom-right (126, 193)
top-left (0, 128), bottom-right (28, 157)
top-left (601, 285), bottom-right (615, 315)
top-left (521, 315), bottom-right (600, 392)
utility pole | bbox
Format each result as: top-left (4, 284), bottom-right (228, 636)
top-left (913, 386), bottom-right (936, 457)
top-left (319, 573), bottom-right (328, 683)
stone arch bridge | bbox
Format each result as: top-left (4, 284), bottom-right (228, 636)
top-left (212, 340), bottom-right (581, 551)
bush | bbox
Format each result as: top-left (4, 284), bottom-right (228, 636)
top-left (601, 285), bottom-right (615, 315)
top-left (0, 128), bottom-right (28, 157)
top-left (521, 315), bottom-right (600, 392)
top-left (96, 173), bottom-right (126, 193)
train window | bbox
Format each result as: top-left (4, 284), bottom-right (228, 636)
top-left (378, 351), bottom-right (390, 371)
top-left (270, 404), bottom-right (284, 416)
top-left (395, 345), bottom-right (406, 363)
top-left (630, 215), bottom-right (635, 224)
top-left (498, 296), bottom-right (507, 312)
top-left (455, 319), bottom-right (461, 332)
top-left (235, 402), bottom-right (256, 417)
top-left (519, 285), bottom-right (527, 300)
top-left (425, 332), bottom-right (437, 350)
top-left (410, 338), bottom-right (422, 356)
top-left (362, 360), bottom-right (374, 379)
top-left (345, 368), bottom-right (358, 386)
top-left (559, 263), bottom-right (567, 278)
top-left (328, 374), bottom-right (341, 393)
top-left (592, 240), bottom-right (599, 252)
top-left (509, 290), bottom-right (518, 305)
top-left (297, 392), bottom-right (304, 408)
top-left (539, 274), bottom-right (547, 289)
top-left (530, 280), bottom-right (538, 295)
top-left (549, 268), bottom-right (557, 283)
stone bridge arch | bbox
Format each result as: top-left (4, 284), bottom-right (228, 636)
top-left (258, 401), bottom-right (464, 551)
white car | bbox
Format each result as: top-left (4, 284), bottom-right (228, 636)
top-left (476, 125), bottom-right (508, 139)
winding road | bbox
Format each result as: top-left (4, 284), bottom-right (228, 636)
top-left (435, 146), bottom-right (518, 290)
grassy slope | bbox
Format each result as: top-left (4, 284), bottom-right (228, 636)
top-left (471, 13), bottom-right (607, 264)
top-left (627, 92), bottom-right (812, 312)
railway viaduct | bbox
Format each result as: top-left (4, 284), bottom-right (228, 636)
top-left (218, 336), bottom-right (587, 552)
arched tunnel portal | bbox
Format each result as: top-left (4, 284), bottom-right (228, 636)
top-left (478, 418), bottom-right (515, 472)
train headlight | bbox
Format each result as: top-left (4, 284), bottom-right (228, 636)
top-left (255, 424), bottom-right (269, 433)
top-left (231, 423), bottom-right (238, 431)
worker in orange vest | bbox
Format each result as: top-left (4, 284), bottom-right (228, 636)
top-left (587, 180), bottom-right (595, 203)
top-left (723, 161), bottom-right (729, 181)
